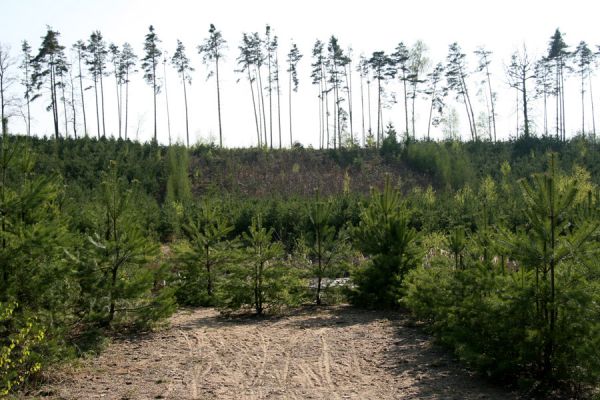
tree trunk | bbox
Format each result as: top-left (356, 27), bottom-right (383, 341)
top-left (152, 59), bottom-right (157, 142)
top-left (522, 75), bottom-right (530, 137)
top-left (257, 65), bottom-right (267, 147)
top-left (99, 69), bottom-right (106, 138)
top-left (267, 51), bottom-right (273, 149)
top-left (581, 67), bottom-right (585, 135)
top-left (402, 72), bottom-right (409, 137)
top-left (485, 64), bottom-right (497, 141)
top-left (590, 72), bottom-right (596, 140)
top-left (367, 80), bottom-right (372, 141)
top-left (124, 69), bottom-right (130, 140)
top-left (275, 55), bottom-right (282, 149)
top-left (183, 73), bottom-right (190, 148)
top-left (164, 61), bottom-right (172, 145)
top-left (288, 60), bottom-right (293, 147)
top-left (94, 78), bottom-right (100, 139)
top-left (377, 76), bottom-right (382, 147)
top-left (77, 50), bottom-right (87, 137)
top-left (427, 82), bottom-right (436, 141)
top-left (115, 67), bottom-right (121, 139)
top-left (70, 68), bottom-right (78, 138)
top-left (215, 57), bottom-right (223, 147)
top-left (359, 72), bottom-right (365, 146)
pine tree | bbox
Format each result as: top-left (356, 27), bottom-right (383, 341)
top-left (177, 203), bottom-right (234, 305)
top-left (236, 33), bottom-right (262, 146)
top-left (407, 41), bottom-right (429, 139)
top-left (507, 47), bottom-right (535, 138)
top-left (198, 24), bottom-right (227, 148)
top-left (86, 31), bottom-right (108, 138)
top-left (547, 29), bottom-right (569, 141)
top-left (72, 40), bottom-right (88, 136)
top-left (368, 51), bottom-right (394, 146)
top-left (141, 25), bottom-right (162, 143)
top-left (171, 40), bottom-right (194, 148)
top-left (20, 41), bottom-right (33, 137)
top-left (311, 40), bottom-right (327, 148)
top-left (109, 43), bottom-right (122, 138)
top-left (446, 42), bottom-right (477, 141)
top-left (392, 42), bottom-right (410, 137)
top-left (286, 42), bottom-right (302, 147)
top-left (351, 176), bottom-right (420, 308)
top-left (474, 47), bottom-right (497, 141)
top-left (119, 43), bottom-right (137, 141)
top-left (424, 62), bottom-right (446, 140)
top-left (31, 28), bottom-right (67, 139)
top-left (574, 41), bottom-right (593, 136)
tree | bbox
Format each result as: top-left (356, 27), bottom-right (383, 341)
top-left (72, 41), bottom-right (89, 137)
top-left (574, 41), bottom-right (594, 136)
top-left (507, 46), bottom-right (536, 138)
top-left (177, 203), bottom-right (234, 305)
top-left (236, 33), bottom-right (262, 146)
top-left (264, 25), bottom-right (275, 148)
top-left (219, 216), bottom-right (302, 315)
top-left (392, 42), bottom-right (410, 137)
top-left (351, 176), bottom-right (420, 308)
top-left (31, 28), bottom-right (67, 139)
top-left (535, 57), bottom-right (552, 137)
top-left (109, 44), bottom-right (122, 138)
top-left (547, 29), bottom-right (569, 141)
top-left (311, 40), bottom-right (327, 148)
top-left (162, 53), bottom-right (172, 145)
top-left (198, 24), bottom-right (227, 148)
top-left (20, 41), bottom-right (33, 137)
top-left (446, 42), bottom-right (478, 141)
top-left (327, 36), bottom-right (346, 148)
top-left (286, 42), bottom-right (302, 147)
top-left (407, 41), bottom-right (429, 139)
top-left (83, 161), bottom-right (172, 327)
top-left (306, 191), bottom-right (350, 305)
top-left (424, 62), bottom-right (446, 140)
top-left (368, 51), bottom-right (394, 146)
top-left (0, 45), bottom-right (16, 136)
top-left (171, 40), bottom-right (194, 148)
top-left (86, 31), bottom-right (108, 138)
top-left (119, 43), bottom-right (137, 140)
top-left (357, 55), bottom-right (369, 145)
top-left (141, 25), bottom-right (162, 143)
top-left (474, 47), bottom-right (497, 141)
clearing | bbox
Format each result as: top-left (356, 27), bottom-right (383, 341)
top-left (24, 306), bottom-right (517, 399)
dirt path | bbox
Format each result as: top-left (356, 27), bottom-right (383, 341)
top-left (24, 306), bottom-right (517, 399)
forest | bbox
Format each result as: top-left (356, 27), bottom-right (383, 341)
top-left (0, 21), bottom-right (599, 399)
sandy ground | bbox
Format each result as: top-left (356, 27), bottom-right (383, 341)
top-left (23, 306), bottom-right (518, 400)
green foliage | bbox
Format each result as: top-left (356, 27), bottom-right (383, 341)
top-left (76, 161), bottom-right (175, 328)
top-left (350, 176), bottom-right (420, 308)
top-left (404, 157), bottom-right (600, 393)
top-left (305, 191), bottom-right (352, 305)
top-left (175, 202), bottom-right (235, 306)
top-left (218, 216), bottom-right (304, 314)
top-left (0, 302), bottom-right (45, 396)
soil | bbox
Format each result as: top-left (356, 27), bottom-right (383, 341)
top-left (22, 306), bottom-right (518, 399)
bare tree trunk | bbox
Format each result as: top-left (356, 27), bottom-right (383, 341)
top-left (77, 50), bottom-right (87, 137)
top-left (581, 66), bottom-right (585, 135)
top-left (560, 65), bottom-right (566, 140)
top-left (94, 77), bottom-right (100, 139)
top-left (163, 60), bottom-right (172, 145)
top-left (275, 54), bottom-right (282, 149)
top-left (289, 59), bottom-right (293, 147)
top-left (345, 63), bottom-right (354, 144)
top-left (99, 70), bottom-right (106, 137)
top-left (427, 81), bottom-right (436, 141)
top-left (257, 65), bottom-right (267, 147)
top-left (115, 66), bottom-right (121, 139)
top-left (247, 69), bottom-right (260, 147)
top-left (267, 51), bottom-right (273, 149)
top-left (61, 75), bottom-right (68, 137)
top-left (461, 76), bottom-right (477, 141)
top-left (590, 72), bottom-right (596, 140)
top-left (69, 68), bottom-right (78, 138)
top-left (359, 72), bottom-right (365, 146)
top-left (402, 72), bottom-right (409, 137)
top-left (377, 77), bottom-right (381, 147)
top-left (215, 57), bottom-right (223, 147)
top-left (124, 69), bottom-right (129, 140)
top-left (183, 72), bottom-right (190, 147)
top-left (152, 64), bottom-right (157, 142)
top-left (367, 80), bottom-right (372, 141)
top-left (522, 76), bottom-right (530, 137)
top-left (484, 64), bottom-right (497, 141)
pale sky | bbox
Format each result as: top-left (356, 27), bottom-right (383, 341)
top-left (1, 0), bottom-right (599, 146)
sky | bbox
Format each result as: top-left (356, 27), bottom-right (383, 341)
top-left (1, 0), bottom-right (599, 146)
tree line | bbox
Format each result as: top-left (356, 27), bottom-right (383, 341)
top-left (1, 27), bottom-right (599, 148)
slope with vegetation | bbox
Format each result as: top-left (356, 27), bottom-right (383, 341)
top-left (1, 133), bottom-right (600, 398)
